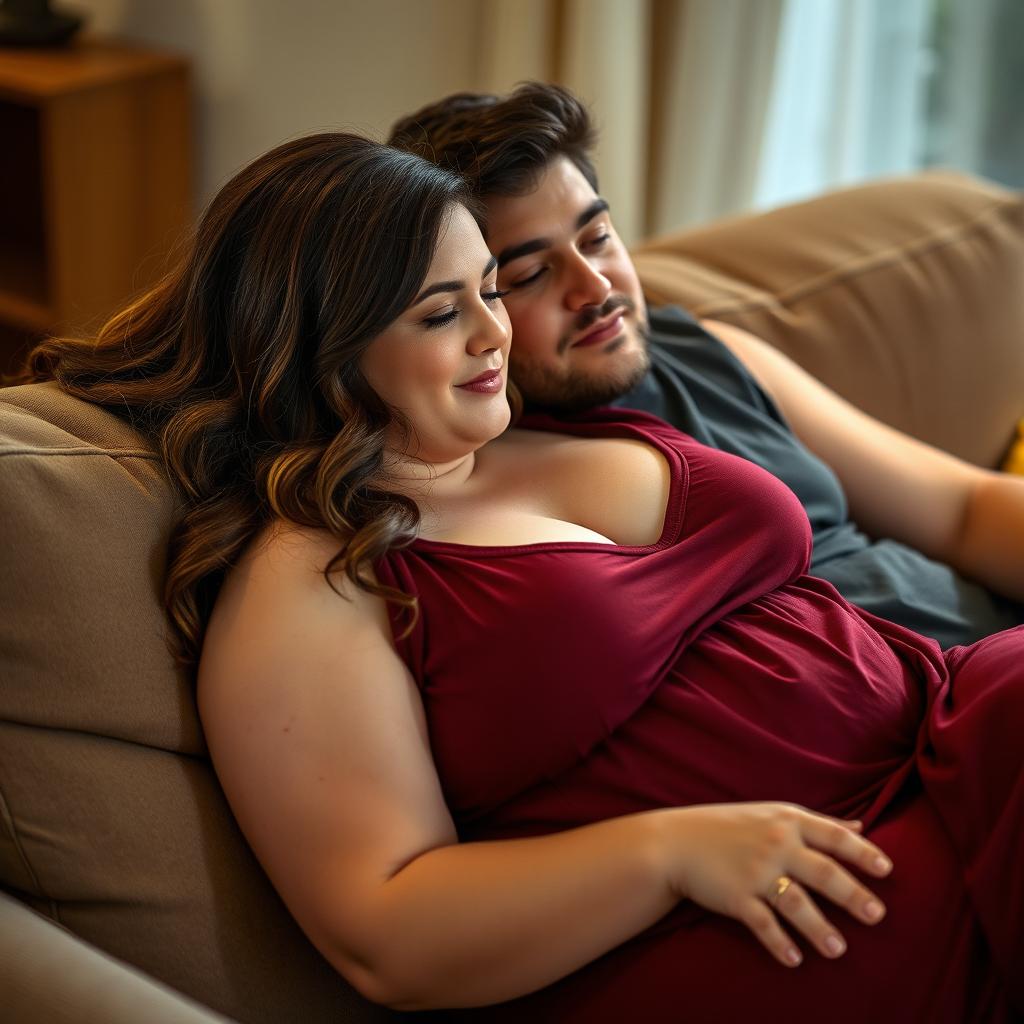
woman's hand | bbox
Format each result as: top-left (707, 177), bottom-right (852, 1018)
top-left (661, 802), bottom-right (892, 967)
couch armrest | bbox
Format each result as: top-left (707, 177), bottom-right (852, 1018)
top-left (0, 890), bottom-right (233, 1024)
top-left (632, 171), bottom-right (1024, 468)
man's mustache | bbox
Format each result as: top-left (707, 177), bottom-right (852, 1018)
top-left (557, 295), bottom-right (638, 354)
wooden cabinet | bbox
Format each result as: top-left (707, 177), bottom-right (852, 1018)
top-left (0, 38), bottom-right (191, 373)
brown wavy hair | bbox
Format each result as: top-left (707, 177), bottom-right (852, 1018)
top-left (387, 81), bottom-right (598, 202)
top-left (24, 132), bottom-right (518, 669)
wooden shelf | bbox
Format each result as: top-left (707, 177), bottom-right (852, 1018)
top-left (0, 36), bottom-right (192, 373)
top-left (0, 290), bottom-right (52, 334)
top-left (0, 36), bottom-right (186, 101)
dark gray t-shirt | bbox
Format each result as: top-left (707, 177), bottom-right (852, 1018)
top-left (615, 306), bottom-right (1021, 648)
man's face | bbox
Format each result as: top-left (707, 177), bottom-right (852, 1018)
top-left (485, 157), bottom-right (650, 412)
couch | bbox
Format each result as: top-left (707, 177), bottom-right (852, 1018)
top-left (2, 170), bottom-right (1022, 1023)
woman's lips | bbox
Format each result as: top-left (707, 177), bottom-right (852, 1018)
top-left (573, 313), bottom-right (625, 348)
top-left (455, 369), bottom-right (503, 393)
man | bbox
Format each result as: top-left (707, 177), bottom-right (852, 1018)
top-left (389, 83), bottom-right (1024, 647)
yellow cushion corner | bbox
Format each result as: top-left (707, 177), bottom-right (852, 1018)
top-left (1001, 419), bottom-right (1024, 475)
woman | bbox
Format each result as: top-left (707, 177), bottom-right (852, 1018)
top-left (27, 133), bottom-right (1022, 1021)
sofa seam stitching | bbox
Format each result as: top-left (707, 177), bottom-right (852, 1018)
top-left (0, 447), bottom-right (159, 460)
top-left (1, 716), bottom-right (206, 759)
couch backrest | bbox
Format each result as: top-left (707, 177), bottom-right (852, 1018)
top-left (632, 170), bottom-right (1024, 469)
top-left (0, 382), bottom-right (393, 1023)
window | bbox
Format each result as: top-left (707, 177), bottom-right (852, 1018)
top-left (754, 0), bottom-right (1023, 213)
top-left (923, 0), bottom-right (1024, 188)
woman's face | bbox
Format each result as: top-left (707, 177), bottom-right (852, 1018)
top-left (361, 203), bottom-right (512, 465)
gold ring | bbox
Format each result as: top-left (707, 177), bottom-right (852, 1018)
top-left (768, 875), bottom-right (792, 906)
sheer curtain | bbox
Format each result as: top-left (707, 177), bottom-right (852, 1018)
top-left (474, 0), bottom-right (784, 243)
top-left (755, 0), bottom-right (933, 214)
top-left (475, 0), bottom-right (654, 245)
top-left (472, 0), bottom-right (1007, 240)
top-left (647, 0), bottom-right (785, 233)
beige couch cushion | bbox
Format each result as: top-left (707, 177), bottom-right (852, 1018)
top-left (633, 170), bottom-right (1024, 468)
top-left (0, 890), bottom-right (229, 1023)
top-left (0, 383), bottom-right (392, 1024)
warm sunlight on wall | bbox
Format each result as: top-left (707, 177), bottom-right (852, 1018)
top-left (79, 0), bottom-right (484, 210)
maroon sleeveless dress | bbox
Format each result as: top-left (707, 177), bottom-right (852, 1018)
top-left (374, 408), bottom-right (1023, 1022)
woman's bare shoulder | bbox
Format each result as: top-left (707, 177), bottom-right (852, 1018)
top-left (240, 519), bottom-right (351, 581)
top-left (200, 519), bottom-right (389, 692)
top-left (220, 518), bottom-right (384, 612)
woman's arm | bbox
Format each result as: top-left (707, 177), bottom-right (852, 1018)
top-left (372, 802), bottom-right (890, 1009)
top-left (198, 524), bottom-right (891, 1011)
top-left (703, 318), bottom-right (1024, 602)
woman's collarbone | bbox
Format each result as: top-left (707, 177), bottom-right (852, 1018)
top-left (415, 435), bottom-right (665, 547)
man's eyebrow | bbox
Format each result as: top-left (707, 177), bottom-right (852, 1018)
top-left (496, 198), bottom-right (611, 268)
top-left (576, 198), bottom-right (609, 229)
top-left (412, 257), bottom-right (499, 305)
top-left (496, 238), bottom-right (547, 269)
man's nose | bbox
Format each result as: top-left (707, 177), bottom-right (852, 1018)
top-left (565, 253), bottom-right (611, 311)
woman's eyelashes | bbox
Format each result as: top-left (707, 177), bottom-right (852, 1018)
top-left (423, 308), bottom-right (459, 330)
top-left (422, 288), bottom-right (510, 330)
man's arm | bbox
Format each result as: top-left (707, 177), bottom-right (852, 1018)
top-left (702, 318), bottom-right (1024, 602)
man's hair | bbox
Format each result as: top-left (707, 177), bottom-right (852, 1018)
top-left (388, 82), bottom-right (598, 199)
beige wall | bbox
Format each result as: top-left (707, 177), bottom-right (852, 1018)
top-left (79, 0), bottom-right (485, 211)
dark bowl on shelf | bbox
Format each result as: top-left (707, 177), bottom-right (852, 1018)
top-left (0, 1), bottom-right (84, 47)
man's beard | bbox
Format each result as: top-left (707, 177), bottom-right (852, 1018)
top-left (512, 296), bottom-right (652, 414)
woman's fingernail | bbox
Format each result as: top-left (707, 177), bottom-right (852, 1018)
top-left (785, 947), bottom-right (802, 965)
top-left (874, 855), bottom-right (891, 873)
top-left (864, 900), bottom-right (884, 921)
top-left (825, 935), bottom-right (846, 956)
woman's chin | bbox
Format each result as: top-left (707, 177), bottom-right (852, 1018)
top-left (462, 402), bottom-right (512, 445)
top-left (449, 411), bottom-right (512, 459)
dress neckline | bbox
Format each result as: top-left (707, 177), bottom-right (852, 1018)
top-left (408, 411), bottom-right (687, 557)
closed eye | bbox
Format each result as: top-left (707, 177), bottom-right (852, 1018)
top-left (423, 288), bottom-right (509, 329)
top-left (509, 267), bottom-right (546, 289)
top-left (423, 308), bottom-right (458, 329)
